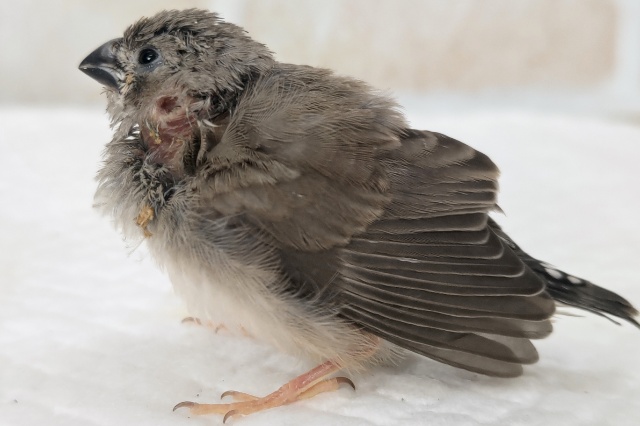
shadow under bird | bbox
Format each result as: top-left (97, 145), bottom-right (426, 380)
top-left (79, 8), bottom-right (639, 422)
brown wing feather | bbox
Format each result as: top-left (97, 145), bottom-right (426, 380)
top-left (332, 130), bottom-right (553, 376)
top-left (199, 65), bottom-right (554, 376)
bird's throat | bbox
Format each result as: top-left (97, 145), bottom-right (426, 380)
top-left (141, 95), bottom-right (196, 173)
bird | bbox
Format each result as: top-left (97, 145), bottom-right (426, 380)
top-left (79, 8), bottom-right (638, 422)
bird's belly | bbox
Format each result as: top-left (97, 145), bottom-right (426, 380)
top-left (145, 222), bottom-right (374, 365)
top-left (169, 262), bottom-right (272, 338)
top-left (151, 243), bottom-right (279, 340)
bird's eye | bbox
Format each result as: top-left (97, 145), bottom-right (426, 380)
top-left (138, 48), bottom-right (159, 65)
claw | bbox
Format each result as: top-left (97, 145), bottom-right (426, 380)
top-left (336, 376), bottom-right (356, 391)
top-left (173, 401), bottom-right (195, 412)
top-left (223, 409), bottom-right (239, 424)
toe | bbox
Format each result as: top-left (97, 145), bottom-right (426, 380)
top-left (221, 390), bottom-right (259, 402)
top-left (172, 401), bottom-right (195, 412)
top-left (223, 409), bottom-right (240, 424)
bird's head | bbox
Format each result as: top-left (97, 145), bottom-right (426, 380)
top-left (79, 9), bottom-right (273, 171)
top-left (80, 9), bottom-right (273, 111)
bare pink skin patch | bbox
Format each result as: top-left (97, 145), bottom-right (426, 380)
top-left (141, 95), bottom-right (198, 172)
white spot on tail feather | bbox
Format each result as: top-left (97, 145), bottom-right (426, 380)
top-left (545, 267), bottom-right (564, 280)
top-left (567, 275), bottom-right (583, 285)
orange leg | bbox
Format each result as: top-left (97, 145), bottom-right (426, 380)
top-left (173, 360), bottom-right (354, 422)
top-left (220, 376), bottom-right (355, 404)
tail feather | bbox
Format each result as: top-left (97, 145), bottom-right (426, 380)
top-left (489, 219), bottom-right (639, 328)
top-left (524, 260), bottom-right (639, 328)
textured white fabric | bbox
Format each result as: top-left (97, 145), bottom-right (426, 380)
top-left (1, 107), bottom-right (638, 426)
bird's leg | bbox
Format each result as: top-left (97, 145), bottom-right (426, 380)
top-left (292, 376), bottom-right (356, 401)
top-left (173, 360), bottom-right (353, 422)
top-left (221, 376), bottom-right (355, 403)
top-left (174, 334), bottom-right (380, 421)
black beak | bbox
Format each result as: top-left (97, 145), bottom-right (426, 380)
top-left (79, 38), bottom-right (122, 91)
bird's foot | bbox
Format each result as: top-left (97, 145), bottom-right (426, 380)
top-left (181, 317), bottom-right (227, 333)
top-left (173, 360), bottom-right (353, 422)
top-left (181, 317), bottom-right (252, 337)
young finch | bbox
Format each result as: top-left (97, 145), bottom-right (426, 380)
top-left (79, 9), bottom-right (638, 421)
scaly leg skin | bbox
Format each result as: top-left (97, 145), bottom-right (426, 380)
top-left (220, 376), bottom-right (355, 403)
top-left (173, 360), bottom-right (355, 423)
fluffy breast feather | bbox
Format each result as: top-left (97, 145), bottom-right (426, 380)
top-left (145, 204), bottom-right (385, 367)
